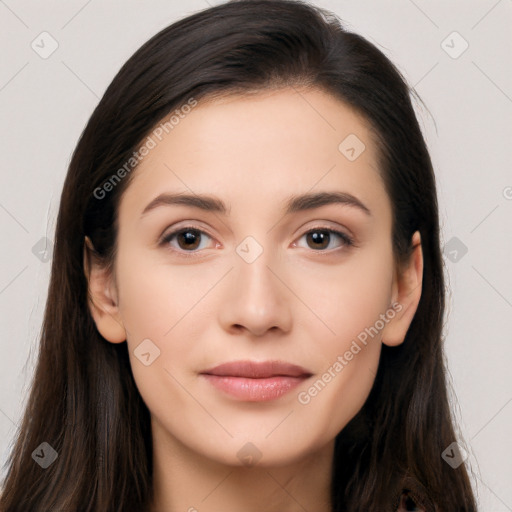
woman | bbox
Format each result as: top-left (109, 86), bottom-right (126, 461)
top-left (0, 0), bottom-right (478, 510)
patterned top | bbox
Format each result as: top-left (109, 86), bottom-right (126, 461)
top-left (393, 475), bottom-right (434, 512)
top-left (396, 491), bottom-right (427, 511)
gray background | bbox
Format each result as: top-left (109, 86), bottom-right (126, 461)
top-left (1, 0), bottom-right (511, 509)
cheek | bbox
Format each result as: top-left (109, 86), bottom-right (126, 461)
top-left (114, 246), bottom-right (221, 400)
top-left (289, 242), bottom-right (393, 438)
top-left (293, 238), bottom-right (395, 358)
top-left (115, 245), bottom-right (216, 339)
top-left (295, 342), bottom-right (381, 449)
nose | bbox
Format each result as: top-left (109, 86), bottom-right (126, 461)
top-left (218, 244), bottom-right (293, 337)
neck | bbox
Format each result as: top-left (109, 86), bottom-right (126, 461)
top-left (148, 419), bottom-right (334, 512)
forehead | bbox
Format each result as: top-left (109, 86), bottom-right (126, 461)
top-left (118, 87), bottom-right (391, 223)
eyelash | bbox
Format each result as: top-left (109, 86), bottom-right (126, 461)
top-left (160, 225), bottom-right (355, 258)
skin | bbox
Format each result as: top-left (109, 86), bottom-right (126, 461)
top-left (84, 87), bottom-right (423, 512)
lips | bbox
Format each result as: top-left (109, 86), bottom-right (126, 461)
top-left (200, 360), bottom-right (312, 401)
top-left (201, 360), bottom-right (312, 379)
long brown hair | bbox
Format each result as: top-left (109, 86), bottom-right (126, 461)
top-left (0, 1), bottom-right (478, 510)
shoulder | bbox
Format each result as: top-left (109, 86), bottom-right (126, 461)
top-left (392, 474), bottom-right (437, 512)
top-left (396, 491), bottom-right (426, 511)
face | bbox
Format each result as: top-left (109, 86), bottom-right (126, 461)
top-left (88, 87), bottom-right (421, 468)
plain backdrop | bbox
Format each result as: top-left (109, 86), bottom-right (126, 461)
top-left (1, 0), bottom-right (511, 509)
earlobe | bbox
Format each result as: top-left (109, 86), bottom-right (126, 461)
top-left (83, 236), bottom-right (126, 344)
top-left (381, 231), bottom-right (423, 347)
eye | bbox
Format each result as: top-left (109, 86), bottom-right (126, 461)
top-left (294, 227), bottom-right (354, 252)
top-left (160, 225), bottom-right (355, 257)
top-left (160, 226), bottom-right (216, 255)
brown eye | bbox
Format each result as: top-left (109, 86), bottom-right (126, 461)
top-left (306, 230), bottom-right (331, 250)
top-left (176, 229), bottom-right (201, 250)
top-left (298, 228), bottom-right (354, 251)
top-left (161, 227), bottom-right (213, 253)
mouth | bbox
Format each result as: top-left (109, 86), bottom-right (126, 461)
top-left (200, 360), bottom-right (313, 402)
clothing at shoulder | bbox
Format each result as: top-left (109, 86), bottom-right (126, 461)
top-left (392, 474), bottom-right (436, 512)
top-left (396, 491), bottom-right (426, 511)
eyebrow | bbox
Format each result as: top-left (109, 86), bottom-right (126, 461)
top-left (140, 190), bottom-right (372, 218)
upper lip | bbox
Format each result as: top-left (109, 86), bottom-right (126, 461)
top-left (201, 360), bottom-right (312, 378)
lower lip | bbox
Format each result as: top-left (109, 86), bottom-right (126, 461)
top-left (201, 374), bottom-right (309, 401)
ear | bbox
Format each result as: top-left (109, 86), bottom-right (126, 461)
top-left (381, 231), bottom-right (423, 347)
top-left (83, 236), bottom-right (126, 343)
